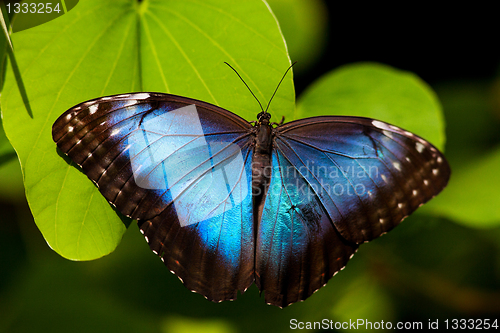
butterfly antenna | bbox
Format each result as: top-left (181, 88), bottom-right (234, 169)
top-left (224, 62), bottom-right (265, 113)
top-left (264, 61), bottom-right (297, 113)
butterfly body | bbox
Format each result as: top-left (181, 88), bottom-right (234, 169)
top-left (53, 92), bottom-right (450, 307)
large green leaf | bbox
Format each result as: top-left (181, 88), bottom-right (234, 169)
top-left (0, 0), bottom-right (293, 260)
top-left (297, 62), bottom-right (446, 150)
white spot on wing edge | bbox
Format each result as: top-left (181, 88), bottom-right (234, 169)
top-left (134, 93), bottom-right (150, 100)
top-left (404, 130), bottom-right (414, 136)
top-left (393, 161), bottom-right (402, 171)
top-left (372, 120), bottom-right (391, 130)
top-left (89, 104), bottom-right (98, 114)
top-left (416, 142), bottom-right (425, 153)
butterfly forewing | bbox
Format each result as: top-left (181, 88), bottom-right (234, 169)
top-left (274, 116), bottom-right (451, 244)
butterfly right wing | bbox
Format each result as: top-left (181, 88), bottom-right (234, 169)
top-left (52, 93), bottom-right (256, 302)
top-left (255, 115), bottom-right (450, 307)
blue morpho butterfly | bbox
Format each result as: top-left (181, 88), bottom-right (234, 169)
top-left (52, 63), bottom-right (450, 307)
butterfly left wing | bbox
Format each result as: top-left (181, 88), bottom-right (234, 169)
top-left (52, 92), bottom-right (256, 302)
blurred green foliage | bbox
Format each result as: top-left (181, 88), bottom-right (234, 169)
top-left (265, 0), bottom-right (327, 75)
top-left (1, 1), bottom-right (499, 333)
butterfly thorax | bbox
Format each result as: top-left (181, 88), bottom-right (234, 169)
top-left (254, 120), bottom-right (272, 154)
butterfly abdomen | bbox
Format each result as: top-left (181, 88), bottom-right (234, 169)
top-left (251, 122), bottom-right (274, 221)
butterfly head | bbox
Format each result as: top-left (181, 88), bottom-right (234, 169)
top-left (257, 111), bottom-right (271, 124)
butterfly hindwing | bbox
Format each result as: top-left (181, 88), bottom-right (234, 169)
top-left (53, 92), bottom-right (256, 302)
top-left (256, 149), bottom-right (358, 307)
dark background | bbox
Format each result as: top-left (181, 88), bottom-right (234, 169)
top-left (295, 5), bottom-right (498, 95)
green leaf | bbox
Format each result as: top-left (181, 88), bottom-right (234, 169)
top-left (0, 0), bottom-right (293, 260)
top-left (297, 62), bottom-right (446, 150)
